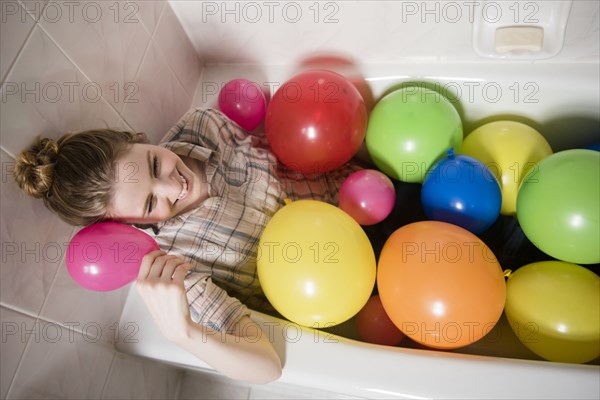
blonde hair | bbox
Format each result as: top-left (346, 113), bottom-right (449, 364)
top-left (13, 129), bottom-right (147, 226)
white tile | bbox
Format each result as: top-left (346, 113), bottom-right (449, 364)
top-left (0, 148), bottom-right (73, 314)
top-left (120, 42), bottom-right (192, 143)
top-left (39, 262), bottom-right (132, 346)
top-left (0, 0), bottom-right (35, 81)
top-left (135, 0), bottom-right (167, 37)
top-left (0, 26), bottom-right (125, 157)
top-left (178, 370), bottom-right (250, 400)
top-left (190, 63), bottom-right (278, 109)
top-left (153, 2), bottom-right (202, 100)
top-left (17, 0), bottom-right (47, 22)
top-left (168, 1), bottom-right (478, 65)
top-left (102, 352), bottom-right (182, 399)
top-left (39, 0), bottom-right (152, 113)
top-left (6, 319), bottom-right (115, 399)
top-left (0, 307), bottom-right (35, 399)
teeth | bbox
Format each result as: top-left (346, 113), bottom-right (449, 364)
top-left (177, 172), bottom-right (188, 200)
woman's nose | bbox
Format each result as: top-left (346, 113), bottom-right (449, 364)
top-left (154, 176), bottom-right (181, 204)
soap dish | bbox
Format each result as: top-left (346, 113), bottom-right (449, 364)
top-left (472, 0), bottom-right (572, 60)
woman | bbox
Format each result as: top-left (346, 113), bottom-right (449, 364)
top-left (13, 108), bottom-right (361, 383)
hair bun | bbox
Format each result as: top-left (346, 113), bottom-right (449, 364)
top-left (13, 137), bottom-right (60, 198)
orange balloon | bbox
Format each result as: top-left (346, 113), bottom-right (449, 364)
top-left (377, 221), bottom-right (506, 349)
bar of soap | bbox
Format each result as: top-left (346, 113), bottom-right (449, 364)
top-left (494, 26), bottom-right (544, 53)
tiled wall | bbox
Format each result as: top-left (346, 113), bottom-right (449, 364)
top-left (172, 0), bottom-right (599, 65)
top-left (1, 1), bottom-right (201, 398)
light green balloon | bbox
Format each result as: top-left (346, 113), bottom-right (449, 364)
top-left (365, 86), bottom-right (463, 183)
top-left (517, 149), bottom-right (600, 264)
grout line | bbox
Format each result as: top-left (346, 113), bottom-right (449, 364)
top-left (190, 65), bottom-right (207, 107)
top-left (136, 0), bottom-right (165, 40)
top-left (1, 318), bottom-right (24, 398)
top-left (0, 1), bottom-right (38, 86)
top-left (0, 303), bottom-right (39, 320)
top-left (117, 1), bottom-right (163, 133)
top-left (173, 368), bottom-right (185, 400)
top-left (1, 198), bottom-right (75, 398)
top-left (0, 145), bottom-right (16, 161)
top-left (35, 224), bottom-right (75, 313)
top-left (129, 0), bottom-right (159, 93)
top-left (1, 304), bottom-right (37, 399)
top-left (148, 2), bottom-right (198, 104)
top-left (31, 35), bottom-right (124, 130)
top-left (32, 5), bottom-right (146, 133)
top-left (98, 349), bottom-right (118, 399)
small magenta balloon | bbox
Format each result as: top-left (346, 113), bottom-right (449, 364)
top-left (338, 169), bottom-right (396, 225)
top-left (66, 222), bottom-right (160, 291)
top-left (218, 79), bottom-right (267, 131)
top-left (421, 149), bottom-right (501, 234)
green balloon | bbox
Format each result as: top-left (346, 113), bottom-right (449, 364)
top-left (365, 86), bottom-right (463, 183)
top-left (517, 149), bottom-right (600, 264)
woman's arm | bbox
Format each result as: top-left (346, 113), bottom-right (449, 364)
top-left (136, 250), bottom-right (282, 384)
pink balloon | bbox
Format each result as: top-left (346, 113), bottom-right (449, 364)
top-left (338, 169), bottom-right (396, 225)
top-left (66, 222), bottom-right (159, 292)
top-left (218, 79), bottom-right (267, 131)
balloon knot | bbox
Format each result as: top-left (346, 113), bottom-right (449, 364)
top-left (503, 269), bottom-right (513, 279)
top-left (284, 198), bottom-right (292, 205)
top-left (447, 148), bottom-right (455, 158)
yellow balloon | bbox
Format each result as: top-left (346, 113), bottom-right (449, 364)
top-left (505, 261), bottom-right (600, 363)
top-left (257, 200), bottom-right (376, 327)
top-left (459, 121), bottom-right (552, 215)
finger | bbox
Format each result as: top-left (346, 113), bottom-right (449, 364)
top-left (138, 250), bottom-right (166, 280)
top-left (160, 257), bottom-right (186, 280)
top-left (147, 254), bottom-right (178, 279)
top-left (172, 263), bottom-right (192, 284)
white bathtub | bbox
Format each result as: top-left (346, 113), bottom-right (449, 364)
top-left (117, 1), bottom-right (599, 398)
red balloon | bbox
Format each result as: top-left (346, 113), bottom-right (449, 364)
top-left (355, 295), bottom-right (405, 346)
top-left (299, 55), bottom-right (375, 113)
top-left (265, 70), bottom-right (367, 174)
top-left (66, 222), bottom-right (159, 292)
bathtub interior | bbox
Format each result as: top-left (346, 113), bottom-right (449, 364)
top-left (132, 63), bottom-right (600, 366)
top-left (118, 0), bottom-right (599, 398)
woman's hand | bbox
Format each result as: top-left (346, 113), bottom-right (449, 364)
top-left (136, 250), bottom-right (282, 383)
top-left (136, 250), bottom-right (192, 342)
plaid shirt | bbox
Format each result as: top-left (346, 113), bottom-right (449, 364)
top-left (147, 108), bottom-right (361, 333)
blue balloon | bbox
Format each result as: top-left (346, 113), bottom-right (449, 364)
top-left (585, 142), bottom-right (600, 152)
top-left (421, 150), bottom-right (502, 234)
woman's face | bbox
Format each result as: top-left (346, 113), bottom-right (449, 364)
top-left (108, 144), bottom-right (205, 224)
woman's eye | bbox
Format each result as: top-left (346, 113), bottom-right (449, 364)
top-left (153, 156), bottom-right (159, 177)
top-left (148, 195), bottom-right (154, 214)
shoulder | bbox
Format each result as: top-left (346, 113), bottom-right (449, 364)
top-left (160, 108), bottom-right (246, 148)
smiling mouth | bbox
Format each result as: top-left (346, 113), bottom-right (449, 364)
top-left (177, 171), bottom-right (188, 201)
